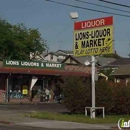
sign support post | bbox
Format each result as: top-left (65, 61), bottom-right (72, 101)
top-left (73, 16), bottom-right (114, 119)
top-left (91, 55), bottom-right (95, 118)
top-left (6, 77), bottom-right (9, 102)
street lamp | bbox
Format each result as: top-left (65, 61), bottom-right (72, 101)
top-left (70, 12), bottom-right (78, 21)
top-left (70, 12), bottom-right (96, 118)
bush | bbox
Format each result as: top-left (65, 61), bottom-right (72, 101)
top-left (112, 82), bottom-right (130, 114)
top-left (61, 77), bottom-right (130, 115)
top-left (96, 80), bottom-right (130, 115)
top-left (96, 79), bottom-right (114, 114)
top-left (61, 76), bottom-right (91, 114)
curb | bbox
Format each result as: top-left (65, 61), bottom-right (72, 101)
top-left (0, 120), bottom-right (14, 125)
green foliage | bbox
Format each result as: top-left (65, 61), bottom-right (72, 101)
top-left (96, 80), bottom-right (130, 115)
top-left (100, 69), bottom-right (113, 76)
top-left (28, 111), bottom-right (130, 124)
top-left (61, 76), bottom-right (91, 114)
top-left (101, 53), bottom-right (121, 59)
top-left (111, 82), bottom-right (130, 114)
top-left (96, 80), bottom-right (114, 114)
top-left (61, 77), bottom-right (130, 115)
top-left (0, 19), bottom-right (47, 60)
top-left (100, 69), bottom-right (114, 80)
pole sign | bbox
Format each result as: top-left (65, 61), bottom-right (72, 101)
top-left (3, 60), bottom-right (64, 70)
top-left (73, 16), bottom-right (114, 56)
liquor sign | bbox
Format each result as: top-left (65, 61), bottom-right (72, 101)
top-left (3, 60), bottom-right (65, 70)
top-left (73, 16), bottom-right (114, 56)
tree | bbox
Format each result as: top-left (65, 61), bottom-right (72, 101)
top-left (0, 19), bottom-right (13, 60)
top-left (128, 53), bottom-right (130, 58)
top-left (101, 51), bottom-right (121, 59)
top-left (60, 76), bottom-right (91, 114)
top-left (0, 19), bottom-right (47, 60)
top-left (99, 68), bottom-right (114, 80)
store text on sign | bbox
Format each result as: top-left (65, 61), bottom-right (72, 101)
top-left (3, 60), bottom-right (64, 70)
top-left (73, 16), bottom-right (114, 56)
top-left (81, 19), bottom-right (105, 29)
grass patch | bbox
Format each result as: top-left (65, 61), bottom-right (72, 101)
top-left (26, 111), bottom-right (130, 124)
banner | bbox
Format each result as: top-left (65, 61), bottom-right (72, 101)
top-left (30, 76), bottom-right (38, 91)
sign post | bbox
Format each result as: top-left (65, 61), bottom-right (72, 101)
top-left (91, 55), bottom-right (96, 118)
top-left (73, 16), bottom-right (114, 118)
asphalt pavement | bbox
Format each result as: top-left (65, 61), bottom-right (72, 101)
top-left (0, 124), bottom-right (108, 130)
top-left (0, 103), bottom-right (118, 130)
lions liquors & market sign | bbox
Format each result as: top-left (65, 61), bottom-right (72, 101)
top-left (3, 60), bottom-right (64, 70)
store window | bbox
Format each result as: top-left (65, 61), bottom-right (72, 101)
top-left (9, 76), bottom-right (30, 99)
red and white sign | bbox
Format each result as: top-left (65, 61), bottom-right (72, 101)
top-left (73, 16), bottom-right (114, 56)
top-left (74, 16), bottom-right (113, 30)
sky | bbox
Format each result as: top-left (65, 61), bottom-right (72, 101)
top-left (0, 0), bottom-right (130, 57)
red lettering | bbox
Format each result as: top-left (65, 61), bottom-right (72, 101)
top-left (74, 16), bottom-right (113, 30)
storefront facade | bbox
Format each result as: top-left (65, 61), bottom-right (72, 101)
top-left (0, 60), bottom-right (91, 103)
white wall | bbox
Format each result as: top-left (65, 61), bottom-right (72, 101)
top-left (58, 55), bottom-right (66, 59)
top-left (44, 54), bottom-right (58, 62)
top-left (57, 51), bottom-right (73, 55)
top-left (57, 51), bottom-right (66, 55)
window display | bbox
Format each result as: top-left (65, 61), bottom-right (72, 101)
top-left (8, 76), bottom-right (30, 99)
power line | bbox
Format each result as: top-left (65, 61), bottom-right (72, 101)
top-left (44, 0), bottom-right (130, 18)
top-left (98, 0), bottom-right (130, 8)
top-left (76, 0), bottom-right (130, 14)
top-left (48, 24), bottom-right (71, 42)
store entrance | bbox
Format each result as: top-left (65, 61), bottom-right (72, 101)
top-left (31, 78), bottom-right (49, 102)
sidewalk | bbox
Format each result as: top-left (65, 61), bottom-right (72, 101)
top-left (0, 109), bottom-right (117, 130)
top-left (19, 120), bottom-right (117, 130)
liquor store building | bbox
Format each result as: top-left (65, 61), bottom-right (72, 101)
top-left (0, 60), bottom-right (91, 103)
